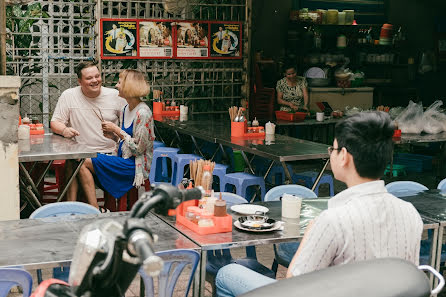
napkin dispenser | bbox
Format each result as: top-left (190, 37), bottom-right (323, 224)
top-left (265, 121), bottom-right (276, 135)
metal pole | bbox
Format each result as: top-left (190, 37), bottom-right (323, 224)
top-left (0, 0), bottom-right (6, 75)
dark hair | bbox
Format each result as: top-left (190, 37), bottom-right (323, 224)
top-left (75, 61), bottom-right (99, 79)
top-left (334, 111), bottom-right (395, 179)
top-left (283, 60), bottom-right (297, 73)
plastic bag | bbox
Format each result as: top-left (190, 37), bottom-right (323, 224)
top-left (388, 106), bottom-right (405, 120)
top-left (395, 101), bottom-right (424, 134)
top-left (423, 100), bottom-right (446, 134)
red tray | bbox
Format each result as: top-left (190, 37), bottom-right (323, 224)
top-left (175, 200), bottom-right (232, 235)
top-left (275, 111), bottom-right (306, 122)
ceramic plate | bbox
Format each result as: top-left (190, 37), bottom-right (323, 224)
top-left (238, 216), bottom-right (276, 230)
top-left (234, 220), bottom-right (282, 232)
top-left (305, 67), bottom-right (326, 79)
top-left (230, 204), bottom-right (269, 215)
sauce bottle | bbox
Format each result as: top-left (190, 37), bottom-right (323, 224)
top-left (214, 193), bottom-right (227, 217)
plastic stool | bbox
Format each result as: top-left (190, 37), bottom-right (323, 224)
top-left (265, 164), bottom-right (294, 186)
top-left (43, 160), bottom-right (65, 196)
top-left (104, 180), bottom-right (151, 212)
top-left (172, 154), bottom-right (203, 186)
top-left (292, 171), bottom-right (334, 197)
top-left (153, 140), bottom-right (165, 149)
top-left (149, 147), bottom-right (180, 185)
top-left (212, 163), bottom-right (229, 192)
top-left (222, 172), bottom-right (266, 201)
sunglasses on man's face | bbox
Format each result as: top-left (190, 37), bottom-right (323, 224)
top-left (327, 146), bottom-right (341, 155)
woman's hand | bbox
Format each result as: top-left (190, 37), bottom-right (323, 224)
top-left (101, 121), bottom-right (120, 135)
top-left (289, 103), bottom-right (299, 111)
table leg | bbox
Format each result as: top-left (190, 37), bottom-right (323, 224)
top-left (434, 225), bottom-right (444, 292)
top-left (19, 177), bottom-right (41, 209)
top-left (281, 161), bottom-right (293, 185)
top-left (311, 159), bottom-right (330, 192)
top-left (219, 144), bottom-right (229, 164)
top-left (19, 163), bottom-right (43, 208)
top-left (240, 151), bottom-right (255, 175)
top-left (262, 161), bottom-right (275, 182)
top-left (190, 135), bottom-right (205, 158)
top-left (35, 161), bottom-right (54, 190)
top-left (56, 159), bottom-right (85, 202)
top-left (154, 123), bottom-right (165, 144)
top-left (199, 250), bottom-right (207, 297)
top-left (430, 226), bottom-right (439, 289)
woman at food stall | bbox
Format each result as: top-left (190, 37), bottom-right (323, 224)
top-left (77, 69), bottom-right (155, 211)
top-left (276, 63), bottom-right (309, 111)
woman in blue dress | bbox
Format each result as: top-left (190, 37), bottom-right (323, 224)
top-left (77, 69), bottom-right (155, 211)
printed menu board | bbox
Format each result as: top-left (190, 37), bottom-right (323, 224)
top-left (176, 22), bottom-right (209, 58)
top-left (100, 19), bottom-right (242, 60)
top-left (101, 19), bottom-right (138, 59)
top-left (139, 21), bottom-right (173, 58)
top-left (210, 22), bottom-right (242, 58)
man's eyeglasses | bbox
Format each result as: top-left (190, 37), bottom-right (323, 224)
top-left (328, 146), bottom-right (341, 155)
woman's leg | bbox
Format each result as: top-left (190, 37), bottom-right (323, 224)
top-left (78, 158), bottom-right (99, 208)
top-left (216, 264), bottom-right (277, 297)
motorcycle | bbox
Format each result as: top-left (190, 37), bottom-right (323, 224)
top-left (241, 257), bottom-right (445, 297)
top-left (31, 184), bottom-right (203, 297)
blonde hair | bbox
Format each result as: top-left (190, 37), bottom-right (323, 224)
top-left (118, 69), bottom-right (150, 98)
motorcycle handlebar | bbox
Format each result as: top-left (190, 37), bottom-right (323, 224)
top-left (130, 230), bottom-right (164, 277)
top-left (131, 184), bottom-right (203, 218)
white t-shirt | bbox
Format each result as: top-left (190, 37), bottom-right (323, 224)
top-left (51, 86), bottom-right (126, 153)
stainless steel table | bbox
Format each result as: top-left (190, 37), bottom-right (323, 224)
top-left (155, 117), bottom-right (330, 192)
top-left (0, 212), bottom-right (198, 269)
top-left (155, 198), bottom-right (440, 296)
top-left (154, 199), bottom-right (328, 297)
top-left (18, 134), bottom-right (97, 209)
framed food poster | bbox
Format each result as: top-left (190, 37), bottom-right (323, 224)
top-left (176, 21), bottom-right (210, 59)
top-left (101, 19), bottom-right (138, 59)
top-left (139, 20), bottom-right (174, 59)
top-left (210, 22), bottom-right (242, 59)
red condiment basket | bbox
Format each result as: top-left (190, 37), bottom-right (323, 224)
top-left (275, 111), bottom-right (306, 122)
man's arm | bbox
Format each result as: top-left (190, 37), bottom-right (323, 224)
top-left (286, 220), bottom-right (314, 278)
top-left (286, 211), bottom-right (339, 277)
top-left (50, 120), bottom-right (79, 138)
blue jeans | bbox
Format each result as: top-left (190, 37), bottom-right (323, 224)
top-left (276, 242), bottom-right (300, 265)
top-left (216, 264), bottom-right (277, 297)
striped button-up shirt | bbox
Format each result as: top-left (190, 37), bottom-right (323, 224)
top-left (290, 180), bottom-right (423, 276)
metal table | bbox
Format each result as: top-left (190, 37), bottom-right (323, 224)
top-left (0, 212), bottom-right (198, 269)
top-left (155, 199), bottom-right (329, 297)
top-left (155, 117), bottom-right (330, 192)
top-left (397, 190), bottom-right (446, 287)
top-left (18, 133), bottom-right (97, 209)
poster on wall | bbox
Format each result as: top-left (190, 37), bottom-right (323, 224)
top-left (210, 22), bottom-right (242, 58)
top-left (176, 22), bottom-right (209, 58)
top-left (139, 20), bottom-right (173, 58)
top-left (101, 19), bottom-right (138, 59)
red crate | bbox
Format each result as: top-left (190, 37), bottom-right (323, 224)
top-left (275, 111), bottom-right (306, 122)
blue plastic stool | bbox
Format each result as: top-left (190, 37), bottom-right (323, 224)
top-left (222, 172), bottom-right (266, 201)
top-left (153, 140), bottom-right (165, 149)
top-left (292, 171), bottom-right (335, 197)
top-left (172, 154), bottom-right (203, 186)
top-left (149, 147), bottom-right (180, 185)
top-left (212, 164), bottom-right (229, 192)
top-left (265, 164), bottom-right (294, 186)
top-left (0, 268), bottom-right (33, 297)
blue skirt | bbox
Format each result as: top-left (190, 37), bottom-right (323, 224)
top-left (92, 153), bottom-right (135, 199)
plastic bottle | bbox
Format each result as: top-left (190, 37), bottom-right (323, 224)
top-left (214, 192), bottom-right (227, 217)
top-left (205, 191), bottom-right (217, 214)
top-left (252, 117), bottom-right (259, 127)
top-left (200, 164), bottom-right (213, 197)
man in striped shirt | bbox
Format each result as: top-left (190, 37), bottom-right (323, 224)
top-left (216, 111), bottom-right (423, 297)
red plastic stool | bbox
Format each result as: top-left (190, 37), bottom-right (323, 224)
top-left (43, 160), bottom-right (65, 196)
top-left (104, 180), bottom-right (151, 212)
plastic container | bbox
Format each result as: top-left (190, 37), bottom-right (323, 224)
top-left (175, 200), bottom-right (232, 235)
top-left (201, 165), bottom-right (213, 197)
top-left (275, 111), bottom-right (306, 122)
top-left (326, 9), bottom-right (338, 25)
top-left (198, 212), bottom-right (215, 227)
top-left (337, 11), bottom-right (346, 25)
top-left (18, 125), bottom-right (30, 140)
top-left (344, 10), bottom-right (354, 25)
top-left (231, 121), bottom-right (247, 137)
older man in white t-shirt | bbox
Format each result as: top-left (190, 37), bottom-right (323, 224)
top-left (51, 61), bottom-right (126, 201)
